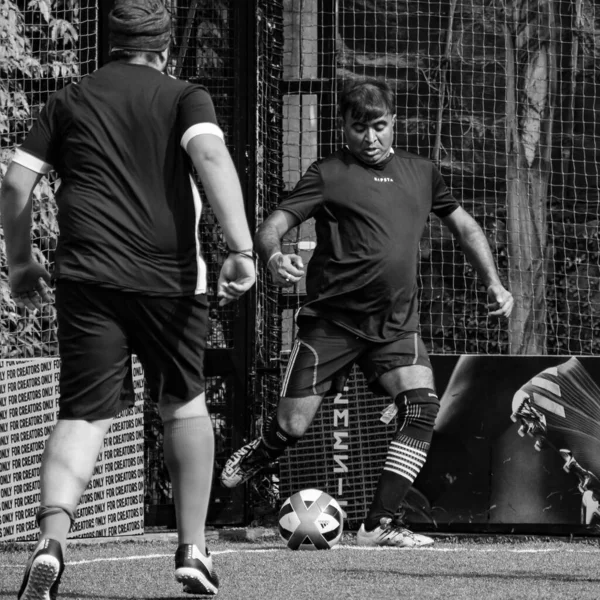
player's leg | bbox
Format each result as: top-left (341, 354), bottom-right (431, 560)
top-left (219, 393), bottom-right (324, 489)
top-left (220, 317), bottom-right (361, 488)
top-left (356, 334), bottom-right (438, 547)
top-left (159, 393), bottom-right (218, 596)
top-left (130, 293), bottom-right (217, 596)
top-left (19, 282), bottom-right (132, 600)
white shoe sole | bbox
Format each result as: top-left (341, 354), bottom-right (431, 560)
top-left (175, 567), bottom-right (219, 595)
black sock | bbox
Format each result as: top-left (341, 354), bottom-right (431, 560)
top-left (261, 413), bottom-right (300, 459)
top-left (364, 470), bottom-right (413, 531)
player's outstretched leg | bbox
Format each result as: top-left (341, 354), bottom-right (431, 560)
top-left (175, 544), bottom-right (219, 596)
top-left (220, 437), bottom-right (276, 488)
top-left (18, 539), bottom-right (64, 600)
top-left (221, 411), bottom-right (301, 488)
top-left (356, 517), bottom-right (433, 548)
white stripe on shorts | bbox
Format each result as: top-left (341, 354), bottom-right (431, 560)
top-left (411, 333), bottom-right (419, 364)
top-left (281, 339), bottom-right (320, 397)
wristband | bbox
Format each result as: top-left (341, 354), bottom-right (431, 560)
top-left (267, 251), bottom-right (283, 267)
top-left (228, 248), bottom-right (255, 260)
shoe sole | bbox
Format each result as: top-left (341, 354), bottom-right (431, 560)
top-left (175, 567), bottom-right (218, 595)
top-left (357, 538), bottom-right (434, 548)
top-left (20, 556), bottom-right (61, 600)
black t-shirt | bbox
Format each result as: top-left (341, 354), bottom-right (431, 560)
top-left (14, 61), bottom-right (223, 295)
top-left (278, 147), bottom-right (460, 341)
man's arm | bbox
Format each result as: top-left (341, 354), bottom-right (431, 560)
top-left (442, 206), bottom-right (514, 317)
top-left (0, 162), bottom-right (52, 311)
top-left (187, 134), bottom-right (252, 250)
top-left (255, 210), bottom-right (305, 287)
top-left (186, 134), bottom-right (255, 305)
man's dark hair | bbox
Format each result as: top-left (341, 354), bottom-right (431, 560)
top-left (338, 78), bottom-right (396, 122)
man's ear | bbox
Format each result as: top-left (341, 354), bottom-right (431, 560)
top-left (159, 47), bottom-right (169, 72)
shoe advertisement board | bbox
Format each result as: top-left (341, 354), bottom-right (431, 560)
top-left (279, 355), bottom-right (600, 534)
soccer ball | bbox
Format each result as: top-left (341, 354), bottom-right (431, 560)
top-left (278, 488), bottom-right (344, 550)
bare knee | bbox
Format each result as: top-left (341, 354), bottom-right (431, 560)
top-left (159, 393), bottom-right (208, 423)
top-left (277, 413), bottom-right (312, 437)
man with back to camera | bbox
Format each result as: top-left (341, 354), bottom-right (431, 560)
top-left (0, 1), bottom-right (254, 597)
top-left (221, 77), bottom-right (513, 547)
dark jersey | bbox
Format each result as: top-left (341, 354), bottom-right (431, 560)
top-left (278, 147), bottom-right (460, 342)
top-left (14, 61), bottom-right (224, 295)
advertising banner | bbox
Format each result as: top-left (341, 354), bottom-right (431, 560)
top-left (0, 357), bottom-right (145, 542)
top-left (280, 356), bottom-right (600, 534)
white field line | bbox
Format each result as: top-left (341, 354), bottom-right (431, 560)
top-left (2, 545), bottom-right (600, 570)
top-left (67, 549), bottom-right (278, 564)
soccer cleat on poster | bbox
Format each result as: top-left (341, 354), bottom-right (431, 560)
top-left (511, 357), bottom-right (600, 528)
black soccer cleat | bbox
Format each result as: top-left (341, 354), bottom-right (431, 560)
top-left (174, 544), bottom-right (219, 596)
top-left (220, 438), bottom-right (275, 488)
top-left (18, 538), bottom-right (64, 600)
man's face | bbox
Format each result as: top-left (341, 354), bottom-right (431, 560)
top-left (342, 110), bottom-right (395, 165)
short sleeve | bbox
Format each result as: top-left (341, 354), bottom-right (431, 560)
top-left (277, 161), bottom-right (324, 222)
top-left (431, 165), bottom-right (460, 218)
top-left (178, 85), bottom-right (224, 151)
top-left (15, 98), bottom-right (59, 173)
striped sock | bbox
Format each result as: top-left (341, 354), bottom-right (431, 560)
top-left (384, 437), bottom-right (429, 481)
top-left (365, 436), bottom-right (429, 531)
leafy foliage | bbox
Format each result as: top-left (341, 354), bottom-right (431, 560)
top-left (0, 0), bottom-right (81, 357)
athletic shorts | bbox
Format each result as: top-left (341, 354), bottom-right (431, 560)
top-left (55, 280), bottom-right (208, 420)
top-left (281, 317), bottom-right (431, 398)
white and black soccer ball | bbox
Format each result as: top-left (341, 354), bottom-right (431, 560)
top-left (278, 488), bottom-right (344, 550)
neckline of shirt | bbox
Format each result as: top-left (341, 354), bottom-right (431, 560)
top-left (343, 146), bottom-right (395, 170)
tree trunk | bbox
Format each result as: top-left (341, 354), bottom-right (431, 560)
top-left (504, 0), bottom-right (556, 354)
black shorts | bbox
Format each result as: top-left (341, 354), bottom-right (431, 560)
top-left (281, 317), bottom-right (431, 398)
top-left (55, 281), bottom-right (208, 420)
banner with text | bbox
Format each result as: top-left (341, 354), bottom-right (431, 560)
top-left (0, 357), bottom-right (145, 541)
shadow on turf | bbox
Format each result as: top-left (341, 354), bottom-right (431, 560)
top-left (338, 568), bottom-right (600, 585)
top-left (0, 595), bottom-right (204, 600)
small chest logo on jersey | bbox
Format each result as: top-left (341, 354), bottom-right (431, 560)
top-left (374, 176), bottom-right (394, 183)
